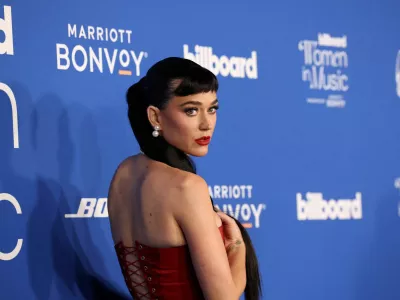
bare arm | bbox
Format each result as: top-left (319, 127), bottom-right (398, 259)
top-left (173, 174), bottom-right (246, 300)
top-left (217, 211), bottom-right (247, 295)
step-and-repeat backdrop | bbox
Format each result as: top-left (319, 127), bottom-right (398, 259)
top-left (1, 0), bottom-right (399, 299)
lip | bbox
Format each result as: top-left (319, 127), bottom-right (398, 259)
top-left (195, 136), bottom-right (211, 146)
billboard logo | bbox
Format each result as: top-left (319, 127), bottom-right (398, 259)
top-left (0, 5), bottom-right (13, 55)
top-left (297, 192), bottom-right (362, 221)
top-left (184, 44), bottom-right (258, 79)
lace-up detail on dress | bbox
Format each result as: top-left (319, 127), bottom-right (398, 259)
top-left (114, 225), bottom-right (224, 300)
top-left (115, 242), bottom-right (159, 299)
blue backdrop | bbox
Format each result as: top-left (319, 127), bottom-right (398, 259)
top-left (1, 0), bottom-right (400, 299)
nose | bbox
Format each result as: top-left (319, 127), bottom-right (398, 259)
top-left (199, 114), bottom-right (212, 131)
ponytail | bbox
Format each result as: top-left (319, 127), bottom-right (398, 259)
top-left (236, 219), bottom-right (262, 299)
top-left (126, 57), bottom-right (262, 300)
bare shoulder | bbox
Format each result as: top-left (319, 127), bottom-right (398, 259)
top-left (169, 171), bottom-right (214, 221)
top-left (110, 154), bottom-right (145, 182)
top-left (170, 172), bottom-right (210, 204)
top-left (107, 155), bottom-right (139, 203)
top-left (113, 155), bottom-right (138, 177)
top-left (176, 172), bottom-right (208, 191)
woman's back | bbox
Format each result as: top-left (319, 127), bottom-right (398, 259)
top-left (108, 154), bottom-right (196, 248)
top-left (108, 154), bottom-right (224, 299)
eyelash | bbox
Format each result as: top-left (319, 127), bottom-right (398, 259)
top-left (184, 105), bottom-right (219, 116)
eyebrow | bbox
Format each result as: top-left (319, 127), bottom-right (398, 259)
top-left (180, 99), bottom-right (219, 107)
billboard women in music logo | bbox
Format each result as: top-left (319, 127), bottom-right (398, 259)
top-left (298, 33), bottom-right (349, 108)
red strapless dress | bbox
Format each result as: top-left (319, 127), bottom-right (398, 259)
top-left (114, 225), bottom-right (225, 300)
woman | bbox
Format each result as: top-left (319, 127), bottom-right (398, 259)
top-left (108, 57), bottom-right (261, 300)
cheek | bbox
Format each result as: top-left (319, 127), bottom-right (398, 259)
top-left (164, 114), bottom-right (195, 139)
top-left (211, 114), bottom-right (217, 128)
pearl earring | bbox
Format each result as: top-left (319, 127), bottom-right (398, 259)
top-left (152, 125), bottom-right (160, 137)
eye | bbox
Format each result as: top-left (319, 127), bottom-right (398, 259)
top-left (209, 105), bottom-right (219, 113)
top-left (184, 107), bottom-right (198, 116)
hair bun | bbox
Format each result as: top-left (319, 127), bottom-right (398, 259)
top-left (126, 77), bottom-right (148, 108)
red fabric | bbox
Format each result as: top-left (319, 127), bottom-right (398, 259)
top-left (114, 226), bottom-right (225, 299)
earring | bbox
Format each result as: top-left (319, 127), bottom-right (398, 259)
top-left (152, 125), bottom-right (160, 137)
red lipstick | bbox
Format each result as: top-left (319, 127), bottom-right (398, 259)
top-left (195, 136), bottom-right (211, 146)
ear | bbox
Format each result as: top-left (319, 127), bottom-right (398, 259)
top-left (147, 105), bottom-right (162, 129)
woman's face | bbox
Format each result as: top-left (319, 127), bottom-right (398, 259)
top-left (148, 91), bottom-right (219, 157)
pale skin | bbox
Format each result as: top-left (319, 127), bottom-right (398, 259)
top-left (108, 91), bottom-right (246, 299)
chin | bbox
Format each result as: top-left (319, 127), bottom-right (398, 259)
top-left (187, 147), bottom-right (209, 157)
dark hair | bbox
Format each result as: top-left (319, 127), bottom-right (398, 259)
top-left (126, 57), bottom-right (262, 300)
